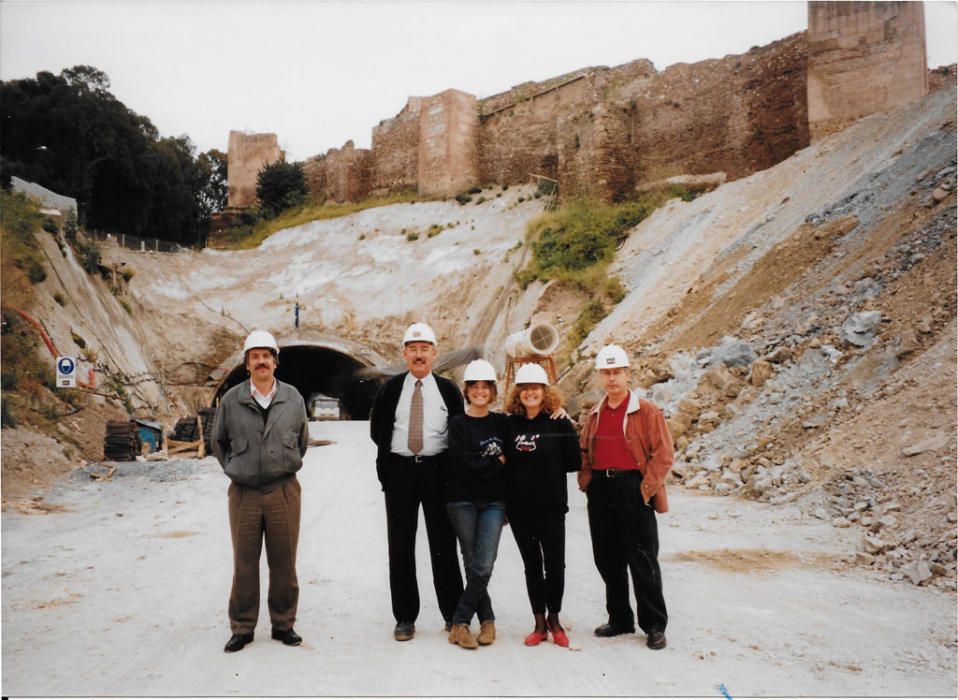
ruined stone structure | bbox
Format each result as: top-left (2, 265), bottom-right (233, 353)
top-left (302, 141), bottom-right (373, 204)
top-left (807, 1), bottom-right (928, 141)
top-left (226, 1), bottom-right (933, 207)
top-left (226, 130), bottom-right (282, 209)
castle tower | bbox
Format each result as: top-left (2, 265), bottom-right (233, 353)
top-left (227, 130), bottom-right (283, 209)
top-left (417, 89), bottom-right (480, 198)
top-left (807, 1), bottom-right (928, 141)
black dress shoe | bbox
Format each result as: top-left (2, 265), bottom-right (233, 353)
top-left (646, 630), bottom-right (667, 650)
top-left (271, 628), bottom-right (302, 646)
top-left (224, 632), bottom-right (254, 653)
top-left (393, 621), bottom-right (415, 641)
top-left (593, 623), bottom-right (636, 638)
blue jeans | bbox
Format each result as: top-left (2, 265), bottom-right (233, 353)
top-left (446, 500), bottom-right (506, 625)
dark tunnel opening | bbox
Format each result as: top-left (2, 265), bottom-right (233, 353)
top-left (213, 345), bottom-right (383, 419)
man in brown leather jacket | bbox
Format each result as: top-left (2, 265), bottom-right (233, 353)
top-left (577, 343), bottom-right (673, 650)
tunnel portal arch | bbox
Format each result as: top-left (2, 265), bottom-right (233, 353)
top-left (211, 339), bottom-right (387, 420)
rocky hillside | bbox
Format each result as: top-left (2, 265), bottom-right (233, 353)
top-left (565, 85), bottom-right (957, 590)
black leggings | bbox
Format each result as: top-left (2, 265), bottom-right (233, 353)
top-left (508, 509), bottom-right (566, 615)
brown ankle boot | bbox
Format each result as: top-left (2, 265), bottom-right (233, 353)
top-left (448, 623), bottom-right (479, 649)
top-left (477, 620), bottom-right (496, 645)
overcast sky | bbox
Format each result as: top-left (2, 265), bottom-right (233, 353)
top-left (2, 1), bottom-right (956, 162)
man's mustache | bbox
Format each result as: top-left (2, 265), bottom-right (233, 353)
top-left (255, 364), bottom-right (270, 369)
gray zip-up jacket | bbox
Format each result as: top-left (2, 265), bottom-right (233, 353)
top-left (212, 379), bottom-right (309, 488)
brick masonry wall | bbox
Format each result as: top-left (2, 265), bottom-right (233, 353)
top-left (227, 131), bottom-right (282, 208)
top-left (616, 33), bottom-right (810, 194)
top-left (370, 99), bottom-right (421, 195)
top-left (807, 1), bottom-right (928, 141)
top-left (928, 64), bottom-right (957, 93)
top-left (475, 36), bottom-right (808, 201)
top-left (302, 141), bottom-right (373, 203)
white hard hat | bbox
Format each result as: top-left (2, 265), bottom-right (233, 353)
top-left (514, 363), bottom-right (549, 385)
top-left (243, 330), bottom-right (279, 354)
top-left (595, 344), bottom-right (629, 369)
top-left (463, 359), bottom-right (497, 382)
top-left (403, 322), bottom-right (437, 345)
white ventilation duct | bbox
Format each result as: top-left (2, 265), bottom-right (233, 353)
top-left (504, 323), bottom-right (560, 359)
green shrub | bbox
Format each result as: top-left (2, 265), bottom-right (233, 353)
top-left (467, 186), bottom-right (482, 195)
top-left (426, 224), bottom-right (444, 239)
top-left (475, 196), bottom-right (486, 205)
top-left (473, 249), bottom-right (481, 255)
top-left (119, 299), bottom-right (132, 314)
top-left (42, 219), bottom-right (59, 234)
top-left (17, 257), bottom-right (47, 284)
top-left (71, 331), bottom-right (87, 348)
top-left (120, 268), bottom-right (135, 282)
top-left (53, 292), bottom-right (66, 306)
top-left (406, 232), bottom-right (419, 241)
top-left (75, 237), bottom-right (102, 274)
top-left (519, 192), bottom-right (676, 287)
top-left (455, 193), bottom-right (472, 205)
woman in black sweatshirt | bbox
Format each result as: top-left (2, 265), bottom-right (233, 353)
top-left (504, 363), bottom-right (581, 648)
top-left (444, 360), bottom-right (509, 649)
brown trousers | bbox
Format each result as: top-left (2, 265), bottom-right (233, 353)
top-left (227, 477), bottom-right (301, 634)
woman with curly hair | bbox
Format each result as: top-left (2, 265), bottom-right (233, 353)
top-left (504, 363), bottom-right (581, 648)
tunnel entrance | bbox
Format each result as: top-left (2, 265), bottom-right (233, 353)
top-left (212, 343), bottom-right (383, 419)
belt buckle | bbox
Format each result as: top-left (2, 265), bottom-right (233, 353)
top-left (602, 468), bottom-right (616, 478)
top-left (413, 455), bottom-right (424, 464)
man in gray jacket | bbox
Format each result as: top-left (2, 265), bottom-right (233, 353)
top-left (212, 330), bottom-right (309, 653)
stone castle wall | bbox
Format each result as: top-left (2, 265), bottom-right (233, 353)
top-left (370, 99), bottom-right (422, 195)
top-left (227, 2), bottom-right (929, 207)
top-left (227, 131), bottom-right (282, 209)
top-left (302, 141), bottom-right (373, 204)
top-left (807, 1), bottom-right (928, 141)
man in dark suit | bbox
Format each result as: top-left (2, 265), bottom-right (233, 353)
top-left (369, 322), bottom-right (465, 641)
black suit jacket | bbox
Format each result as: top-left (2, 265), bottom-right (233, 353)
top-left (369, 371), bottom-right (465, 490)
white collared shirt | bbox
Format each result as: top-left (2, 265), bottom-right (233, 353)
top-left (250, 379), bottom-right (277, 409)
top-left (390, 372), bottom-right (449, 456)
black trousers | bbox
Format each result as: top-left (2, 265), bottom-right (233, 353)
top-left (383, 453), bottom-right (464, 624)
top-left (587, 475), bottom-right (668, 634)
top-left (508, 509), bottom-right (566, 615)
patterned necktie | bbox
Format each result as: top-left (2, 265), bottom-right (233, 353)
top-left (408, 379), bottom-right (424, 455)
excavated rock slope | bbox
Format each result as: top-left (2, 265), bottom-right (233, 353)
top-left (582, 85), bottom-right (956, 590)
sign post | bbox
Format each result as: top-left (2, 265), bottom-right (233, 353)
top-left (56, 356), bottom-right (77, 388)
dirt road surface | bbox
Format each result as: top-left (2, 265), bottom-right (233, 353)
top-left (2, 422), bottom-right (955, 696)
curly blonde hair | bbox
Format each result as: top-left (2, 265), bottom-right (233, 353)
top-left (505, 383), bottom-right (563, 417)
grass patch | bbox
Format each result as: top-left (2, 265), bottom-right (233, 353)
top-left (1, 191), bottom-right (47, 289)
top-left (516, 188), bottom-right (694, 358)
top-left (216, 191), bottom-right (420, 250)
top-left (517, 187), bottom-right (693, 289)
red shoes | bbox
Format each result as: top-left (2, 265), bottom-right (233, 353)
top-left (548, 623), bottom-right (570, 648)
top-left (524, 629), bottom-right (549, 646)
top-left (524, 624), bottom-right (570, 647)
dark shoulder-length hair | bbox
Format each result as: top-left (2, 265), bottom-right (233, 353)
top-left (462, 380), bottom-right (498, 405)
top-left (505, 384), bottom-right (563, 417)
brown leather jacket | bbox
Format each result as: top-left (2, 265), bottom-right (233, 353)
top-left (578, 389), bottom-right (674, 513)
